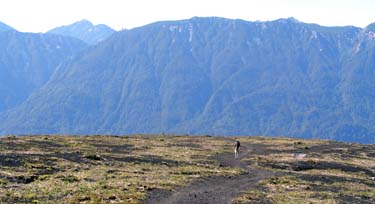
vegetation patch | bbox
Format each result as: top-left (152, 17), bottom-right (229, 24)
top-left (0, 135), bottom-right (240, 204)
top-left (234, 137), bottom-right (375, 204)
top-left (0, 135), bottom-right (373, 204)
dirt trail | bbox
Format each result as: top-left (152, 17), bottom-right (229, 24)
top-left (146, 141), bottom-right (273, 204)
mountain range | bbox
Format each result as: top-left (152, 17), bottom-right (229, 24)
top-left (0, 17), bottom-right (375, 143)
top-left (0, 30), bottom-right (87, 113)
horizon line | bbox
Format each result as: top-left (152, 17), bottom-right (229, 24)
top-left (1, 16), bottom-right (374, 34)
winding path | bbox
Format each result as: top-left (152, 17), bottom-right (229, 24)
top-left (146, 141), bottom-right (273, 204)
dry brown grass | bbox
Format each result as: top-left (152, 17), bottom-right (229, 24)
top-left (233, 137), bottom-right (375, 204)
top-left (1, 135), bottom-right (373, 204)
top-left (0, 135), bottom-right (241, 204)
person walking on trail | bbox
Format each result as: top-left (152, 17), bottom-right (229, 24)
top-left (234, 139), bottom-right (241, 159)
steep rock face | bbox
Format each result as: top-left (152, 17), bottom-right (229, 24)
top-left (0, 31), bottom-right (87, 112)
top-left (48, 20), bottom-right (115, 45)
top-left (1, 17), bottom-right (374, 143)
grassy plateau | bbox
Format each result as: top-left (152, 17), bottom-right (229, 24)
top-left (0, 135), bottom-right (374, 204)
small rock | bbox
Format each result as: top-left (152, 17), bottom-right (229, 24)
top-left (108, 195), bottom-right (116, 200)
top-left (293, 153), bottom-right (306, 159)
top-left (84, 154), bottom-right (102, 160)
top-left (77, 196), bottom-right (90, 202)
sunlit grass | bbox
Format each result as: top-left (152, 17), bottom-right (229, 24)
top-left (0, 135), bottom-right (241, 204)
top-left (233, 137), bottom-right (375, 204)
top-left (1, 135), bottom-right (373, 204)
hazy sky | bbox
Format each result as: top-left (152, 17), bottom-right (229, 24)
top-left (0, 0), bottom-right (374, 32)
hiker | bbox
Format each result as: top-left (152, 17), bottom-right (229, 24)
top-left (234, 139), bottom-right (240, 159)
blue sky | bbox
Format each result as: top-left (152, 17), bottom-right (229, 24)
top-left (0, 0), bottom-right (374, 32)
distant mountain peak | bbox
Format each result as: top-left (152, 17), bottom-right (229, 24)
top-left (274, 17), bottom-right (302, 24)
top-left (47, 20), bottom-right (115, 45)
top-left (287, 17), bottom-right (300, 22)
top-left (77, 19), bottom-right (92, 24)
top-left (73, 19), bottom-right (94, 27)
